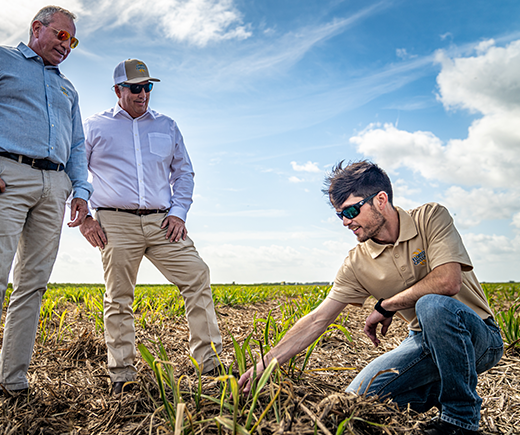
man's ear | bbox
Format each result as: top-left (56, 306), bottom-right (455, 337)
top-left (31, 20), bottom-right (43, 40)
top-left (114, 86), bottom-right (121, 98)
top-left (374, 191), bottom-right (388, 211)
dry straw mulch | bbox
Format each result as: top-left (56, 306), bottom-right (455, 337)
top-left (0, 300), bottom-right (518, 434)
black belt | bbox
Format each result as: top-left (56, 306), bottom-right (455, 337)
top-left (0, 152), bottom-right (64, 171)
top-left (96, 207), bottom-right (169, 216)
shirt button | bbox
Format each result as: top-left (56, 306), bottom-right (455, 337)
top-left (401, 266), bottom-right (406, 271)
top-left (394, 254), bottom-right (399, 258)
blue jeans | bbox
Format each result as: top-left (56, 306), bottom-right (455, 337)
top-left (346, 295), bottom-right (503, 431)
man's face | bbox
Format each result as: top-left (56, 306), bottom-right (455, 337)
top-left (115, 81), bottom-right (151, 119)
top-left (29, 13), bottom-right (76, 66)
top-left (337, 195), bottom-right (386, 243)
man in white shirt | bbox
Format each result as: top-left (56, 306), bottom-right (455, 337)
top-left (79, 59), bottom-right (222, 395)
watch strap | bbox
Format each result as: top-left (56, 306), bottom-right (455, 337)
top-left (374, 298), bottom-right (396, 318)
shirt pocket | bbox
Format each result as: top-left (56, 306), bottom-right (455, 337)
top-left (148, 133), bottom-right (172, 158)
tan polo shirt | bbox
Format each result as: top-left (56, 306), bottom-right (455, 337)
top-left (327, 203), bottom-right (493, 331)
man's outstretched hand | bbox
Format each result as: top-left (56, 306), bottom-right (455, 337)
top-left (364, 310), bottom-right (393, 347)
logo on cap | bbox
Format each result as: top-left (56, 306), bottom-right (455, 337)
top-left (136, 63), bottom-right (147, 73)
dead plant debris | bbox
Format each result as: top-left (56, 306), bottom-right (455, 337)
top-left (0, 301), bottom-right (518, 434)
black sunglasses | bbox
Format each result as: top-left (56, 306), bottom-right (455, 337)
top-left (336, 193), bottom-right (378, 220)
top-left (119, 83), bottom-right (153, 94)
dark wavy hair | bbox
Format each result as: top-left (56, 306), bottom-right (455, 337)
top-left (322, 160), bottom-right (393, 208)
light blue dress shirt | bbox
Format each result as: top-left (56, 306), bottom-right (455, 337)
top-left (0, 43), bottom-right (92, 201)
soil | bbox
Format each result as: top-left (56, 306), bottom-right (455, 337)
top-left (0, 299), bottom-right (518, 434)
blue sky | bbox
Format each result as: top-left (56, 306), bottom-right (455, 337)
top-left (3, 0), bottom-right (520, 284)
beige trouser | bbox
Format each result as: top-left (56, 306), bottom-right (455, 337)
top-left (95, 210), bottom-right (222, 382)
top-left (0, 157), bottom-right (72, 390)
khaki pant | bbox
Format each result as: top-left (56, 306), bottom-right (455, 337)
top-left (95, 210), bottom-right (222, 382)
top-left (0, 157), bottom-right (71, 390)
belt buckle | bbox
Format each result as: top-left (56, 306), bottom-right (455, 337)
top-left (30, 158), bottom-right (38, 169)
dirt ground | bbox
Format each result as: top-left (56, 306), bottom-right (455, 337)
top-left (0, 300), bottom-right (518, 434)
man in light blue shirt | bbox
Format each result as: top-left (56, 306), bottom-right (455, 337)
top-left (0, 5), bottom-right (92, 395)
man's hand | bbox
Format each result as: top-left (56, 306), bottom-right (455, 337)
top-left (238, 361), bottom-right (267, 396)
top-left (0, 176), bottom-right (6, 193)
top-left (79, 216), bottom-right (108, 249)
top-left (364, 310), bottom-right (393, 347)
top-left (161, 215), bottom-right (187, 242)
top-left (68, 198), bottom-right (89, 227)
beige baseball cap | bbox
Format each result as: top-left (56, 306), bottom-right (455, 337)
top-left (113, 59), bottom-right (160, 85)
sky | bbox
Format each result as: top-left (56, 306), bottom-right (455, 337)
top-left (2, 0), bottom-right (520, 284)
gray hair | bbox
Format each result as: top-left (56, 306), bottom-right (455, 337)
top-left (29, 5), bottom-right (76, 39)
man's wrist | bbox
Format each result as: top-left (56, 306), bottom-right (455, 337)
top-left (374, 298), bottom-right (396, 318)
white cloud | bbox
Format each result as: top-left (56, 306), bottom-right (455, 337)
top-left (198, 242), bottom-right (348, 283)
top-left (193, 209), bottom-right (288, 218)
top-left (349, 122), bottom-right (445, 177)
top-left (350, 38), bottom-right (520, 228)
top-left (462, 232), bottom-right (520, 281)
top-left (513, 212), bottom-right (520, 230)
top-left (289, 176), bottom-right (304, 183)
top-left (0, 0), bottom-right (252, 47)
top-left (291, 161), bottom-right (321, 172)
top-left (392, 179), bottom-right (422, 210)
top-left (463, 232), bottom-right (519, 263)
top-left (435, 39), bottom-right (520, 114)
top-left (442, 186), bottom-right (520, 229)
top-left (352, 40), bottom-right (520, 189)
top-left (0, 1), bottom-right (83, 44)
top-left (396, 48), bottom-right (417, 60)
top-left (191, 1), bottom-right (393, 81)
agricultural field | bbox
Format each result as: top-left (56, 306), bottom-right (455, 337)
top-left (0, 283), bottom-right (518, 434)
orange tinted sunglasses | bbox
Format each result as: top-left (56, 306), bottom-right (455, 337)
top-left (43, 23), bottom-right (79, 49)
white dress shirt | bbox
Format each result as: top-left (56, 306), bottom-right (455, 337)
top-left (83, 104), bottom-right (194, 221)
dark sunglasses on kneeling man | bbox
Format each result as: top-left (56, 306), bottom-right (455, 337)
top-left (336, 192), bottom-right (378, 220)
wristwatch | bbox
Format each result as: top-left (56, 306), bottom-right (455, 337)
top-left (374, 298), bottom-right (396, 318)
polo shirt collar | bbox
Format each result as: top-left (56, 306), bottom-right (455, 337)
top-left (364, 206), bottom-right (418, 258)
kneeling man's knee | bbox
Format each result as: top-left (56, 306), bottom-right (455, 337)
top-left (415, 294), bottom-right (446, 323)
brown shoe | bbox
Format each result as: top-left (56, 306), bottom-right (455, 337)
top-left (112, 381), bottom-right (135, 395)
top-left (0, 385), bottom-right (29, 397)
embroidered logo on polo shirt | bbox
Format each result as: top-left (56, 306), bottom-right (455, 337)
top-left (60, 86), bottom-right (69, 96)
top-left (412, 249), bottom-right (426, 266)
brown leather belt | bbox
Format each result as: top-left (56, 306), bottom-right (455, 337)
top-left (96, 207), bottom-right (169, 216)
top-left (0, 152), bottom-right (64, 171)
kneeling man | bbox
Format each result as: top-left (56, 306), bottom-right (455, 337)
top-left (239, 160), bottom-right (503, 435)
